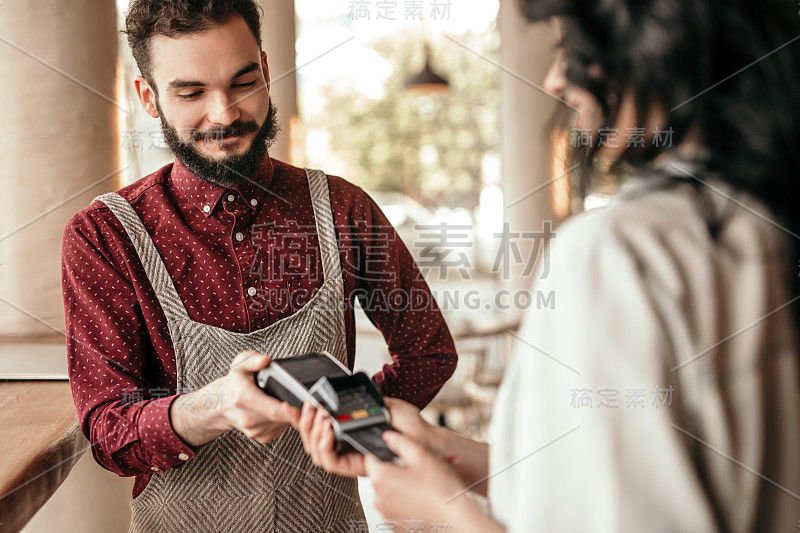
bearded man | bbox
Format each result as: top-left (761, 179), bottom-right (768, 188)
top-left (61, 1), bottom-right (456, 531)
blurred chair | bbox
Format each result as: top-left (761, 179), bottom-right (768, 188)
top-left (425, 316), bottom-right (520, 438)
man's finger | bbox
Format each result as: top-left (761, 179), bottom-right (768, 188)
top-left (251, 424), bottom-right (288, 444)
top-left (230, 350), bottom-right (260, 365)
top-left (237, 390), bottom-right (298, 422)
top-left (230, 351), bottom-right (271, 373)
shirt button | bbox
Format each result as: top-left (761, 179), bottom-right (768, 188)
top-left (227, 194), bottom-right (235, 202)
top-left (235, 232), bottom-right (245, 242)
top-left (203, 205), bottom-right (211, 213)
top-left (151, 466), bottom-right (160, 472)
top-left (178, 453), bottom-right (189, 461)
top-left (250, 198), bottom-right (258, 207)
top-left (247, 287), bottom-right (257, 297)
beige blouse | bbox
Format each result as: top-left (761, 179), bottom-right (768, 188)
top-left (489, 176), bottom-right (800, 532)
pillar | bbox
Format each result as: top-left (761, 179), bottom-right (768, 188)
top-left (0, 0), bottom-right (121, 340)
top-left (258, 0), bottom-right (299, 165)
top-left (498, 0), bottom-right (563, 296)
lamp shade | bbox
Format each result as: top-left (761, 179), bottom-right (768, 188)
top-left (405, 48), bottom-right (449, 93)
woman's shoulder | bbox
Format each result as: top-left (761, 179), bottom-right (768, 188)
top-left (555, 177), bottom-right (785, 263)
top-left (545, 176), bottom-right (788, 310)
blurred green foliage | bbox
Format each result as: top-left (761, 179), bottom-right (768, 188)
top-left (310, 31), bottom-right (500, 210)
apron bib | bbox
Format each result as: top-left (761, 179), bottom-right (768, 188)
top-left (96, 169), bottom-right (364, 532)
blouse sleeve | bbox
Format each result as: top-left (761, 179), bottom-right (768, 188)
top-left (488, 209), bottom-right (718, 532)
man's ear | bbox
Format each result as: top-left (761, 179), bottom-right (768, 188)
top-left (261, 50), bottom-right (271, 92)
top-left (134, 75), bottom-right (160, 118)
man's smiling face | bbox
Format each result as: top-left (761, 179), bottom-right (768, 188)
top-left (135, 15), bottom-right (278, 187)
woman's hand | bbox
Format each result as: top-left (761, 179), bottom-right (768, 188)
top-left (366, 431), bottom-right (501, 532)
top-left (296, 402), bottom-right (367, 477)
top-left (295, 396), bottom-right (437, 478)
top-left (381, 397), bottom-right (435, 449)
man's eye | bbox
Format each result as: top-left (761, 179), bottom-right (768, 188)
top-left (233, 81), bottom-right (257, 89)
top-left (178, 91), bottom-right (202, 100)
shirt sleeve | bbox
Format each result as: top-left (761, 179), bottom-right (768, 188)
top-left (62, 207), bottom-right (196, 477)
top-left (347, 189), bottom-right (457, 408)
top-left (488, 210), bottom-right (718, 532)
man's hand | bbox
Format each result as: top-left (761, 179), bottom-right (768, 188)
top-left (171, 350), bottom-right (301, 447)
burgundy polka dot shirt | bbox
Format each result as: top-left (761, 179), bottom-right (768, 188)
top-left (62, 157), bottom-right (457, 496)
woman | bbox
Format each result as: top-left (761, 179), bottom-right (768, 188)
top-left (297, 0), bottom-right (800, 530)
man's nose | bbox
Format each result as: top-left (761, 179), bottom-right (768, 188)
top-left (207, 91), bottom-right (241, 125)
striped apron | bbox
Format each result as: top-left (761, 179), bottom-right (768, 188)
top-left (95, 169), bottom-right (364, 532)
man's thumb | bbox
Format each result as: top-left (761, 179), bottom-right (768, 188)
top-left (231, 350), bottom-right (271, 372)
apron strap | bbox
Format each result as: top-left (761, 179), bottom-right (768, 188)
top-left (305, 169), bottom-right (343, 285)
top-left (96, 171), bottom-right (343, 325)
top-left (94, 192), bottom-right (190, 322)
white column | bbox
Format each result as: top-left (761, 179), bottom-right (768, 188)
top-left (498, 0), bottom-right (563, 295)
top-left (0, 0), bottom-right (121, 340)
top-left (1, 3), bottom-right (132, 531)
top-left (259, 0), bottom-right (299, 165)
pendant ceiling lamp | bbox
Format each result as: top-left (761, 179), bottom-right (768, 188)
top-left (405, 45), bottom-right (449, 93)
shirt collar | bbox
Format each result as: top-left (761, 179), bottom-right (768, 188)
top-left (170, 156), bottom-right (274, 217)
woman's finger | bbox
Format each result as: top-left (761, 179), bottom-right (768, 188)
top-left (317, 420), bottom-right (338, 470)
top-left (307, 407), bottom-right (329, 466)
top-left (364, 453), bottom-right (390, 478)
top-left (297, 402), bottom-right (316, 452)
top-left (382, 430), bottom-right (425, 465)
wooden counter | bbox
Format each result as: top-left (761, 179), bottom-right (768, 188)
top-left (0, 382), bottom-right (86, 533)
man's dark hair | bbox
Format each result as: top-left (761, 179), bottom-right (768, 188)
top-left (124, 0), bottom-right (263, 91)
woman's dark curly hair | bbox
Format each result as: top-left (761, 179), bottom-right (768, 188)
top-left (524, 0), bottom-right (800, 333)
top-left (123, 0), bottom-right (263, 93)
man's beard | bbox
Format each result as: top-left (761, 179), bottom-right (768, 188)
top-left (158, 99), bottom-right (279, 188)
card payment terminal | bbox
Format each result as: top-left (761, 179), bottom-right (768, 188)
top-left (255, 352), bottom-right (397, 462)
